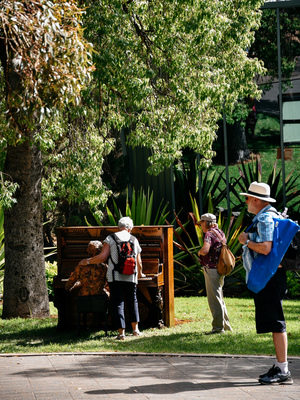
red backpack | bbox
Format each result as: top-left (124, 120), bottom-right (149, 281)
top-left (110, 233), bottom-right (136, 275)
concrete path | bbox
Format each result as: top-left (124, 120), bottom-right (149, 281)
top-left (0, 353), bottom-right (299, 399)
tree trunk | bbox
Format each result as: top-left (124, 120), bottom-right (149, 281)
top-left (2, 137), bottom-right (50, 318)
top-left (215, 121), bottom-right (251, 165)
top-left (227, 122), bottom-right (250, 164)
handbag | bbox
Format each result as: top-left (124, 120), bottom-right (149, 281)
top-left (247, 217), bottom-right (300, 293)
top-left (214, 230), bottom-right (235, 276)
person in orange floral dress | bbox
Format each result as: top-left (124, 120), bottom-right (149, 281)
top-left (65, 240), bottom-right (109, 297)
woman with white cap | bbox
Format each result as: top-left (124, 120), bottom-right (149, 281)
top-left (197, 213), bottom-right (232, 335)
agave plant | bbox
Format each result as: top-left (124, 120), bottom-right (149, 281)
top-left (173, 152), bottom-right (229, 215)
top-left (172, 211), bottom-right (205, 295)
top-left (173, 194), bottom-right (246, 296)
top-left (230, 156), bottom-right (300, 214)
top-left (90, 187), bottom-right (170, 226)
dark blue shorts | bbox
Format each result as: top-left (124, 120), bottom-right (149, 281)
top-left (253, 268), bottom-right (287, 334)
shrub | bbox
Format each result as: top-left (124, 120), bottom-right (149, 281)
top-left (286, 271), bottom-right (300, 299)
top-left (173, 195), bottom-right (246, 296)
top-left (230, 156), bottom-right (300, 215)
top-left (90, 186), bottom-right (170, 226)
top-left (45, 261), bottom-right (57, 298)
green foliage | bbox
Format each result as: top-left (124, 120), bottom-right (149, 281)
top-left (0, 0), bottom-right (106, 221)
top-left (173, 151), bottom-right (228, 215)
top-left (172, 213), bottom-right (205, 295)
top-left (41, 111), bottom-right (112, 216)
top-left (45, 261), bottom-right (57, 298)
top-left (254, 113), bottom-right (280, 140)
top-left (173, 196), bottom-right (246, 296)
top-left (286, 271), bottom-right (300, 299)
top-left (0, 172), bottom-right (18, 210)
top-left (230, 156), bottom-right (300, 214)
top-left (83, 0), bottom-right (265, 174)
top-left (0, 0), bottom-right (268, 226)
top-left (226, 101), bottom-right (251, 126)
top-left (90, 187), bottom-right (170, 226)
top-left (249, 8), bottom-right (300, 89)
top-left (0, 0), bottom-right (94, 138)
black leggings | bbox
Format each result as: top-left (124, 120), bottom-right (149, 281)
top-left (109, 281), bottom-right (139, 329)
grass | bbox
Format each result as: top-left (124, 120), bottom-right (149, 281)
top-left (0, 297), bottom-right (299, 357)
top-left (250, 113), bottom-right (300, 180)
top-left (1, 113), bottom-right (299, 357)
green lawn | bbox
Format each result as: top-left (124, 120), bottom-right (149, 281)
top-left (249, 113), bottom-right (300, 180)
top-left (0, 297), bottom-right (299, 357)
top-left (1, 113), bottom-right (299, 357)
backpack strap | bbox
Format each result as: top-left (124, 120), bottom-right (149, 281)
top-left (108, 233), bottom-right (118, 281)
top-left (209, 229), bottom-right (226, 264)
top-left (212, 228), bottom-right (226, 245)
top-left (245, 208), bottom-right (280, 233)
top-left (129, 235), bottom-right (137, 275)
top-left (245, 221), bottom-right (256, 233)
top-left (109, 233), bottom-right (137, 279)
top-left (129, 234), bottom-right (136, 253)
top-left (266, 209), bottom-right (280, 216)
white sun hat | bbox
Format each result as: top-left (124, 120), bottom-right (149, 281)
top-left (240, 181), bottom-right (276, 203)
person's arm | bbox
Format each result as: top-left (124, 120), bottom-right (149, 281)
top-left (136, 253), bottom-right (145, 278)
top-left (65, 267), bottom-right (80, 291)
top-left (198, 241), bottom-right (211, 256)
top-left (247, 239), bottom-right (272, 255)
top-left (79, 242), bottom-right (110, 266)
top-left (238, 232), bottom-right (272, 255)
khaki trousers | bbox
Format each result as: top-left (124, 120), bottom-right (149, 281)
top-left (204, 267), bottom-right (232, 332)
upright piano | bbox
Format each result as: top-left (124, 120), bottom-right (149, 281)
top-left (53, 225), bottom-right (174, 330)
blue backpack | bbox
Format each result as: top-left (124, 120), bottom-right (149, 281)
top-left (247, 212), bottom-right (300, 294)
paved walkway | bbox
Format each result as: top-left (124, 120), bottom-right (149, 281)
top-left (0, 353), bottom-right (299, 399)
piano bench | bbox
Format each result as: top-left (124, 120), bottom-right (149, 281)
top-left (76, 295), bottom-right (109, 336)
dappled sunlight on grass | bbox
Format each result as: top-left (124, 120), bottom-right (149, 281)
top-left (0, 297), bottom-right (299, 356)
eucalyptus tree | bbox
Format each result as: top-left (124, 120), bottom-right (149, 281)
top-left (0, 0), bottom-right (94, 318)
top-left (0, 0), bottom-right (266, 319)
top-left (82, 0), bottom-right (265, 174)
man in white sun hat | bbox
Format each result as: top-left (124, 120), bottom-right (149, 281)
top-left (238, 181), bottom-right (292, 385)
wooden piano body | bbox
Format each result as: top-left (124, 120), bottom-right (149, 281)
top-left (53, 225), bottom-right (174, 330)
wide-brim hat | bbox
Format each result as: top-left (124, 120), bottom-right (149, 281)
top-left (240, 181), bottom-right (276, 203)
top-left (197, 213), bottom-right (217, 224)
